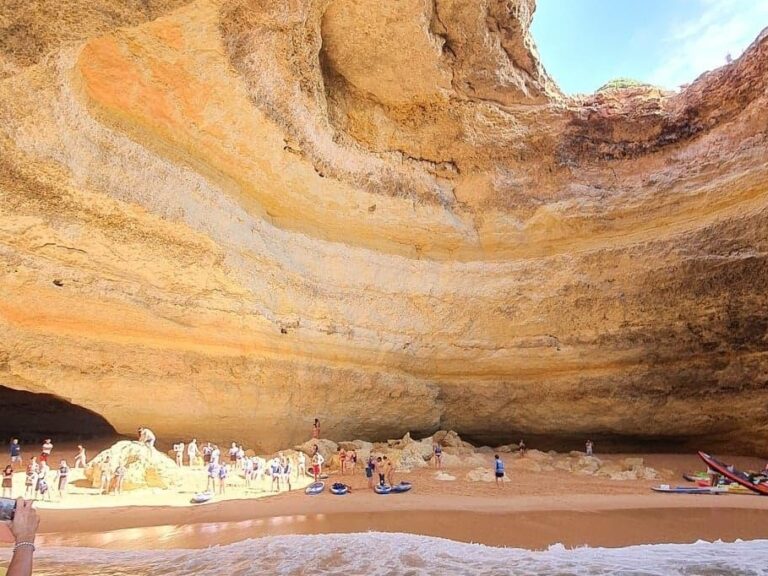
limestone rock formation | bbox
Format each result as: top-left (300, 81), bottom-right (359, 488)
top-left (0, 1), bottom-right (767, 454)
top-left (85, 440), bottom-right (183, 490)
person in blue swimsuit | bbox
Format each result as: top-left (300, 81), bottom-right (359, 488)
top-left (494, 454), bottom-right (505, 487)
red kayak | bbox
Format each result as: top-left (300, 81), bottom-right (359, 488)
top-left (697, 451), bottom-right (768, 496)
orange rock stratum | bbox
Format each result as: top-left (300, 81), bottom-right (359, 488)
top-left (1, 1), bottom-right (767, 453)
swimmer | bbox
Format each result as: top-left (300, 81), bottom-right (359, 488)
top-left (375, 456), bottom-right (386, 487)
top-left (174, 442), bottom-right (185, 467)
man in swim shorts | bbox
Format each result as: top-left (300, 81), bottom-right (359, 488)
top-left (311, 450), bottom-right (324, 482)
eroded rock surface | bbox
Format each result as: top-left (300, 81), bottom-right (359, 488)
top-left (0, 1), bottom-right (767, 454)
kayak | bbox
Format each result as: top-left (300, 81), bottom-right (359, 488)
top-left (651, 485), bottom-right (726, 494)
top-left (305, 481), bottom-right (325, 495)
top-left (330, 483), bottom-right (349, 495)
top-left (698, 451), bottom-right (768, 496)
top-left (391, 481), bottom-right (412, 493)
top-left (374, 484), bottom-right (392, 494)
top-left (191, 491), bottom-right (213, 504)
top-left (682, 472), bottom-right (708, 483)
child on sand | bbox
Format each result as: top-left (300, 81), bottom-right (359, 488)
top-left (114, 462), bottom-right (126, 495)
top-left (56, 460), bottom-right (70, 499)
top-left (218, 463), bottom-right (228, 495)
top-left (494, 454), bottom-right (505, 487)
top-left (74, 445), bottom-right (87, 468)
top-left (2, 464), bottom-right (13, 498)
top-left (9, 438), bottom-right (22, 465)
top-left (433, 442), bottom-right (443, 469)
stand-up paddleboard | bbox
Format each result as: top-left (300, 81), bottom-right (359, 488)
top-left (698, 452), bottom-right (768, 496)
top-left (330, 483), bottom-right (349, 495)
top-left (305, 481), bottom-right (325, 495)
top-left (374, 484), bottom-right (392, 494)
top-left (651, 485), bottom-right (725, 494)
top-left (391, 481), bottom-right (412, 493)
top-left (191, 491), bottom-right (213, 504)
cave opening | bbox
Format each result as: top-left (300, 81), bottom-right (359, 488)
top-left (0, 385), bottom-right (117, 445)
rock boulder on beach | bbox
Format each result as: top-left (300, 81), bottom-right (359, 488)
top-left (85, 440), bottom-right (183, 490)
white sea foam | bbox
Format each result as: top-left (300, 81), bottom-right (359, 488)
top-left (4, 533), bottom-right (768, 575)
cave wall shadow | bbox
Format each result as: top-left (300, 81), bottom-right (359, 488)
top-left (0, 385), bottom-right (117, 444)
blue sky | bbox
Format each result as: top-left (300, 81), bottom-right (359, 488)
top-left (530, 0), bottom-right (768, 94)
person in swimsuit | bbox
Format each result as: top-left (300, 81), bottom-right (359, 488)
top-left (270, 458), bottom-right (282, 492)
top-left (384, 456), bottom-right (395, 486)
top-left (243, 456), bottom-right (254, 489)
top-left (494, 454), bottom-right (505, 487)
top-left (297, 452), bottom-right (306, 480)
top-left (206, 461), bottom-right (218, 492)
top-left (338, 447), bottom-right (347, 475)
top-left (2, 464), bottom-right (13, 498)
top-left (39, 439), bottom-right (53, 465)
top-left (311, 450), bottom-right (324, 482)
top-left (187, 439), bottom-right (199, 467)
top-left (236, 445), bottom-right (245, 469)
top-left (433, 443), bottom-right (443, 469)
top-left (348, 450), bottom-right (357, 474)
top-left (114, 462), bottom-right (126, 495)
top-left (74, 445), bottom-right (87, 468)
top-left (281, 455), bottom-right (292, 491)
top-left (24, 462), bottom-right (37, 499)
top-left (9, 438), bottom-right (22, 465)
top-left (518, 440), bottom-right (526, 456)
top-left (56, 460), bottom-right (70, 499)
top-left (99, 456), bottom-right (113, 495)
top-left (228, 442), bottom-right (238, 465)
top-left (211, 445), bottom-right (221, 466)
top-left (312, 418), bottom-right (320, 439)
top-left (365, 456), bottom-right (374, 489)
top-left (34, 462), bottom-right (49, 499)
top-left (218, 463), bottom-right (228, 495)
top-left (174, 443), bottom-right (185, 467)
top-left (585, 440), bottom-right (594, 456)
top-left (375, 457), bottom-right (386, 486)
top-left (202, 442), bottom-right (212, 465)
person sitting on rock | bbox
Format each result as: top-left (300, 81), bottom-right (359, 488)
top-left (137, 428), bottom-right (156, 449)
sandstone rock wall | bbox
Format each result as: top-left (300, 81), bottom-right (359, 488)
top-left (0, 1), bottom-right (766, 454)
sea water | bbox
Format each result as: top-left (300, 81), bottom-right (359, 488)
top-left (6, 533), bottom-right (768, 575)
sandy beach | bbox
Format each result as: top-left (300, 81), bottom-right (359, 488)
top-left (2, 438), bottom-right (767, 551)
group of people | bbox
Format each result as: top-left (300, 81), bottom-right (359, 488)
top-left (3, 438), bottom-right (86, 501)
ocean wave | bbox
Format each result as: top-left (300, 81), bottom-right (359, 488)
top-left (4, 533), bottom-right (768, 575)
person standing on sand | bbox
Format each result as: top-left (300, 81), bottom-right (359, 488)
top-left (34, 462), bottom-right (49, 500)
top-left (113, 462), bottom-right (126, 495)
top-left (202, 442), bottom-right (212, 465)
top-left (338, 447), bottom-right (347, 475)
top-left (174, 442), bottom-right (185, 467)
top-left (99, 456), bottom-right (113, 495)
top-left (433, 442), bottom-right (443, 469)
top-left (56, 460), bottom-right (70, 499)
top-left (211, 445), bottom-right (221, 466)
top-left (281, 455), bottom-right (292, 491)
top-left (228, 442), bottom-right (238, 467)
top-left (270, 458), bottom-right (282, 492)
top-left (243, 455), bottom-right (254, 489)
top-left (206, 460), bottom-right (218, 492)
top-left (218, 462), bottom-right (228, 495)
top-left (39, 439), bottom-right (53, 465)
top-left (365, 456), bottom-right (374, 489)
top-left (585, 440), bottom-right (594, 456)
top-left (348, 450), bottom-right (357, 475)
top-left (311, 449), bottom-right (324, 482)
top-left (237, 445), bottom-right (245, 470)
top-left (518, 440), bottom-right (526, 456)
top-left (3, 464), bottom-right (13, 498)
top-left (297, 452), bottom-right (306, 480)
top-left (9, 438), bottom-right (22, 465)
top-left (187, 439), bottom-right (199, 467)
top-left (375, 456), bottom-right (386, 486)
top-left (494, 454), bottom-right (505, 487)
top-left (74, 445), bottom-right (87, 469)
top-left (24, 462), bottom-right (37, 499)
top-left (384, 456), bottom-right (395, 486)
